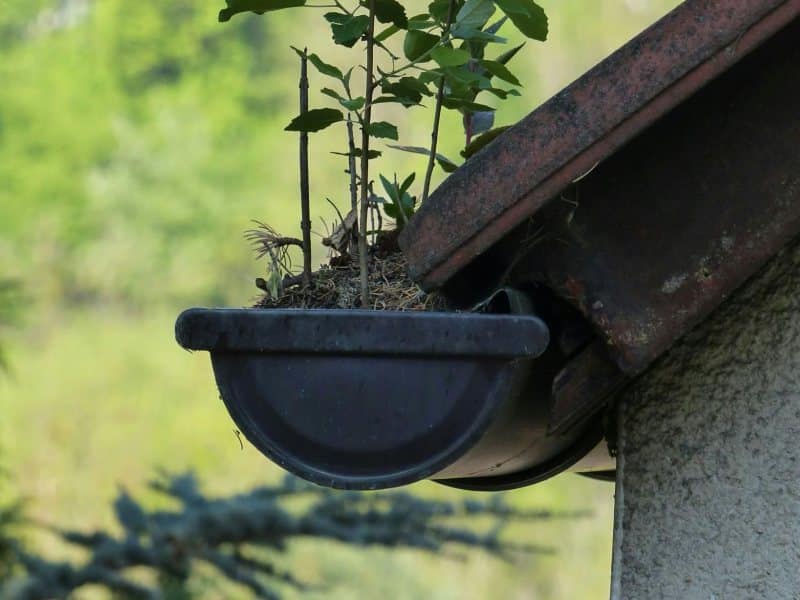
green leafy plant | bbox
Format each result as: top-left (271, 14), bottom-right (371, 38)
top-left (378, 172), bottom-right (416, 227)
top-left (218, 0), bottom-right (548, 305)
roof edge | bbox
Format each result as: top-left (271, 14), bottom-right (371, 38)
top-left (400, 0), bottom-right (800, 289)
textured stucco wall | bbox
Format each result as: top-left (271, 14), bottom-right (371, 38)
top-left (611, 238), bottom-right (800, 599)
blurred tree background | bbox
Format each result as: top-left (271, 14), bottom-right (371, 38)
top-left (0, 0), bottom-right (679, 597)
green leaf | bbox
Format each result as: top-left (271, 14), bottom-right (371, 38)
top-left (444, 81), bottom-right (474, 100)
top-left (373, 0), bottom-right (408, 28)
top-left (398, 76), bottom-right (433, 96)
top-left (380, 174), bottom-right (399, 202)
top-left (320, 87), bottom-right (343, 101)
top-left (484, 87), bottom-right (508, 99)
top-left (400, 172), bottom-right (416, 193)
top-left (481, 59), bottom-right (521, 85)
top-left (342, 98), bottom-right (366, 111)
top-left (367, 121), bottom-right (399, 140)
top-left (331, 149), bottom-right (382, 159)
top-left (438, 159), bottom-right (458, 173)
top-left (375, 24), bottom-right (400, 43)
top-left (292, 48), bottom-right (344, 80)
top-left (417, 70), bottom-right (444, 84)
top-left (285, 108), bottom-right (344, 132)
top-left (495, 42), bottom-right (525, 65)
top-left (485, 15), bottom-right (508, 35)
top-left (391, 196), bottom-right (413, 219)
top-left (454, 0), bottom-right (495, 34)
top-left (460, 16), bottom-right (507, 58)
top-left (309, 54), bottom-right (343, 80)
top-left (373, 95), bottom-right (418, 107)
top-left (493, 0), bottom-right (547, 41)
top-left (219, 0), bottom-right (305, 21)
top-left (441, 96), bottom-right (495, 112)
top-left (431, 47), bottom-right (471, 67)
top-left (380, 78), bottom-right (414, 100)
top-left (388, 144), bottom-right (459, 172)
top-left (325, 13), bottom-right (370, 47)
top-left (453, 27), bottom-right (506, 43)
top-left (403, 30), bottom-right (439, 61)
top-left (380, 77), bottom-right (432, 106)
top-left (324, 12), bottom-right (347, 24)
top-left (379, 174), bottom-right (416, 224)
top-left (321, 88), bottom-right (366, 111)
top-left (407, 14), bottom-right (436, 29)
top-left (460, 126), bottom-right (509, 158)
top-left (428, 0), bottom-right (450, 22)
top-left (398, 192), bottom-right (415, 216)
top-left (441, 65), bottom-right (487, 86)
top-left (383, 203), bottom-right (399, 219)
top-left (483, 86), bottom-right (521, 99)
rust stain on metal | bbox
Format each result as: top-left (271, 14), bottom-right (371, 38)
top-left (548, 341), bottom-right (627, 435)
top-left (400, 0), bottom-right (800, 288)
top-left (401, 0), bottom-right (800, 375)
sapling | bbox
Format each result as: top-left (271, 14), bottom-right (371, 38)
top-left (358, 0), bottom-right (377, 305)
top-left (298, 49), bottom-right (313, 285)
top-left (219, 0), bottom-right (548, 306)
top-left (420, 0), bottom-right (456, 205)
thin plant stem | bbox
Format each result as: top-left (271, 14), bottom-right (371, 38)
top-left (299, 48), bottom-right (312, 285)
top-left (346, 115), bottom-right (358, 255)
top-left (379, 30), bottom-right (452, 80)
top-left (358, 0), bottom-right (376, 307)
top-left (370, 193), bottom-right (376, 244)
top-left (421, 94), bottom-right (443, 204)
top-left (421, 0), bottom-right (456, 204)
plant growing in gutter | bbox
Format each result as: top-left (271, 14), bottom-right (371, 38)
top-left (220, 0), bottom-right (548, 306)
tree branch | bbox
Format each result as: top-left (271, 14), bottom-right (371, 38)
top-left (298, 48), bottom-right (313, 285)
top-left (358, 0), bottom-right (377, 307)
top-left (346, 116), bottom-right (359, 256)
top-left (422, 0), bottom-right (457, 204)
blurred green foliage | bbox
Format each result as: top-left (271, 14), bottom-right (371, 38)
top-left (0, 0), bottom-right (301, 309)
top-left (0, 280), bottom-right (22, 371)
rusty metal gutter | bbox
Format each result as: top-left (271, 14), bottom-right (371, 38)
top-left (400, 0), bottom-right (800, 375)
top-left (401, 0), bottom-right (800, 285)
